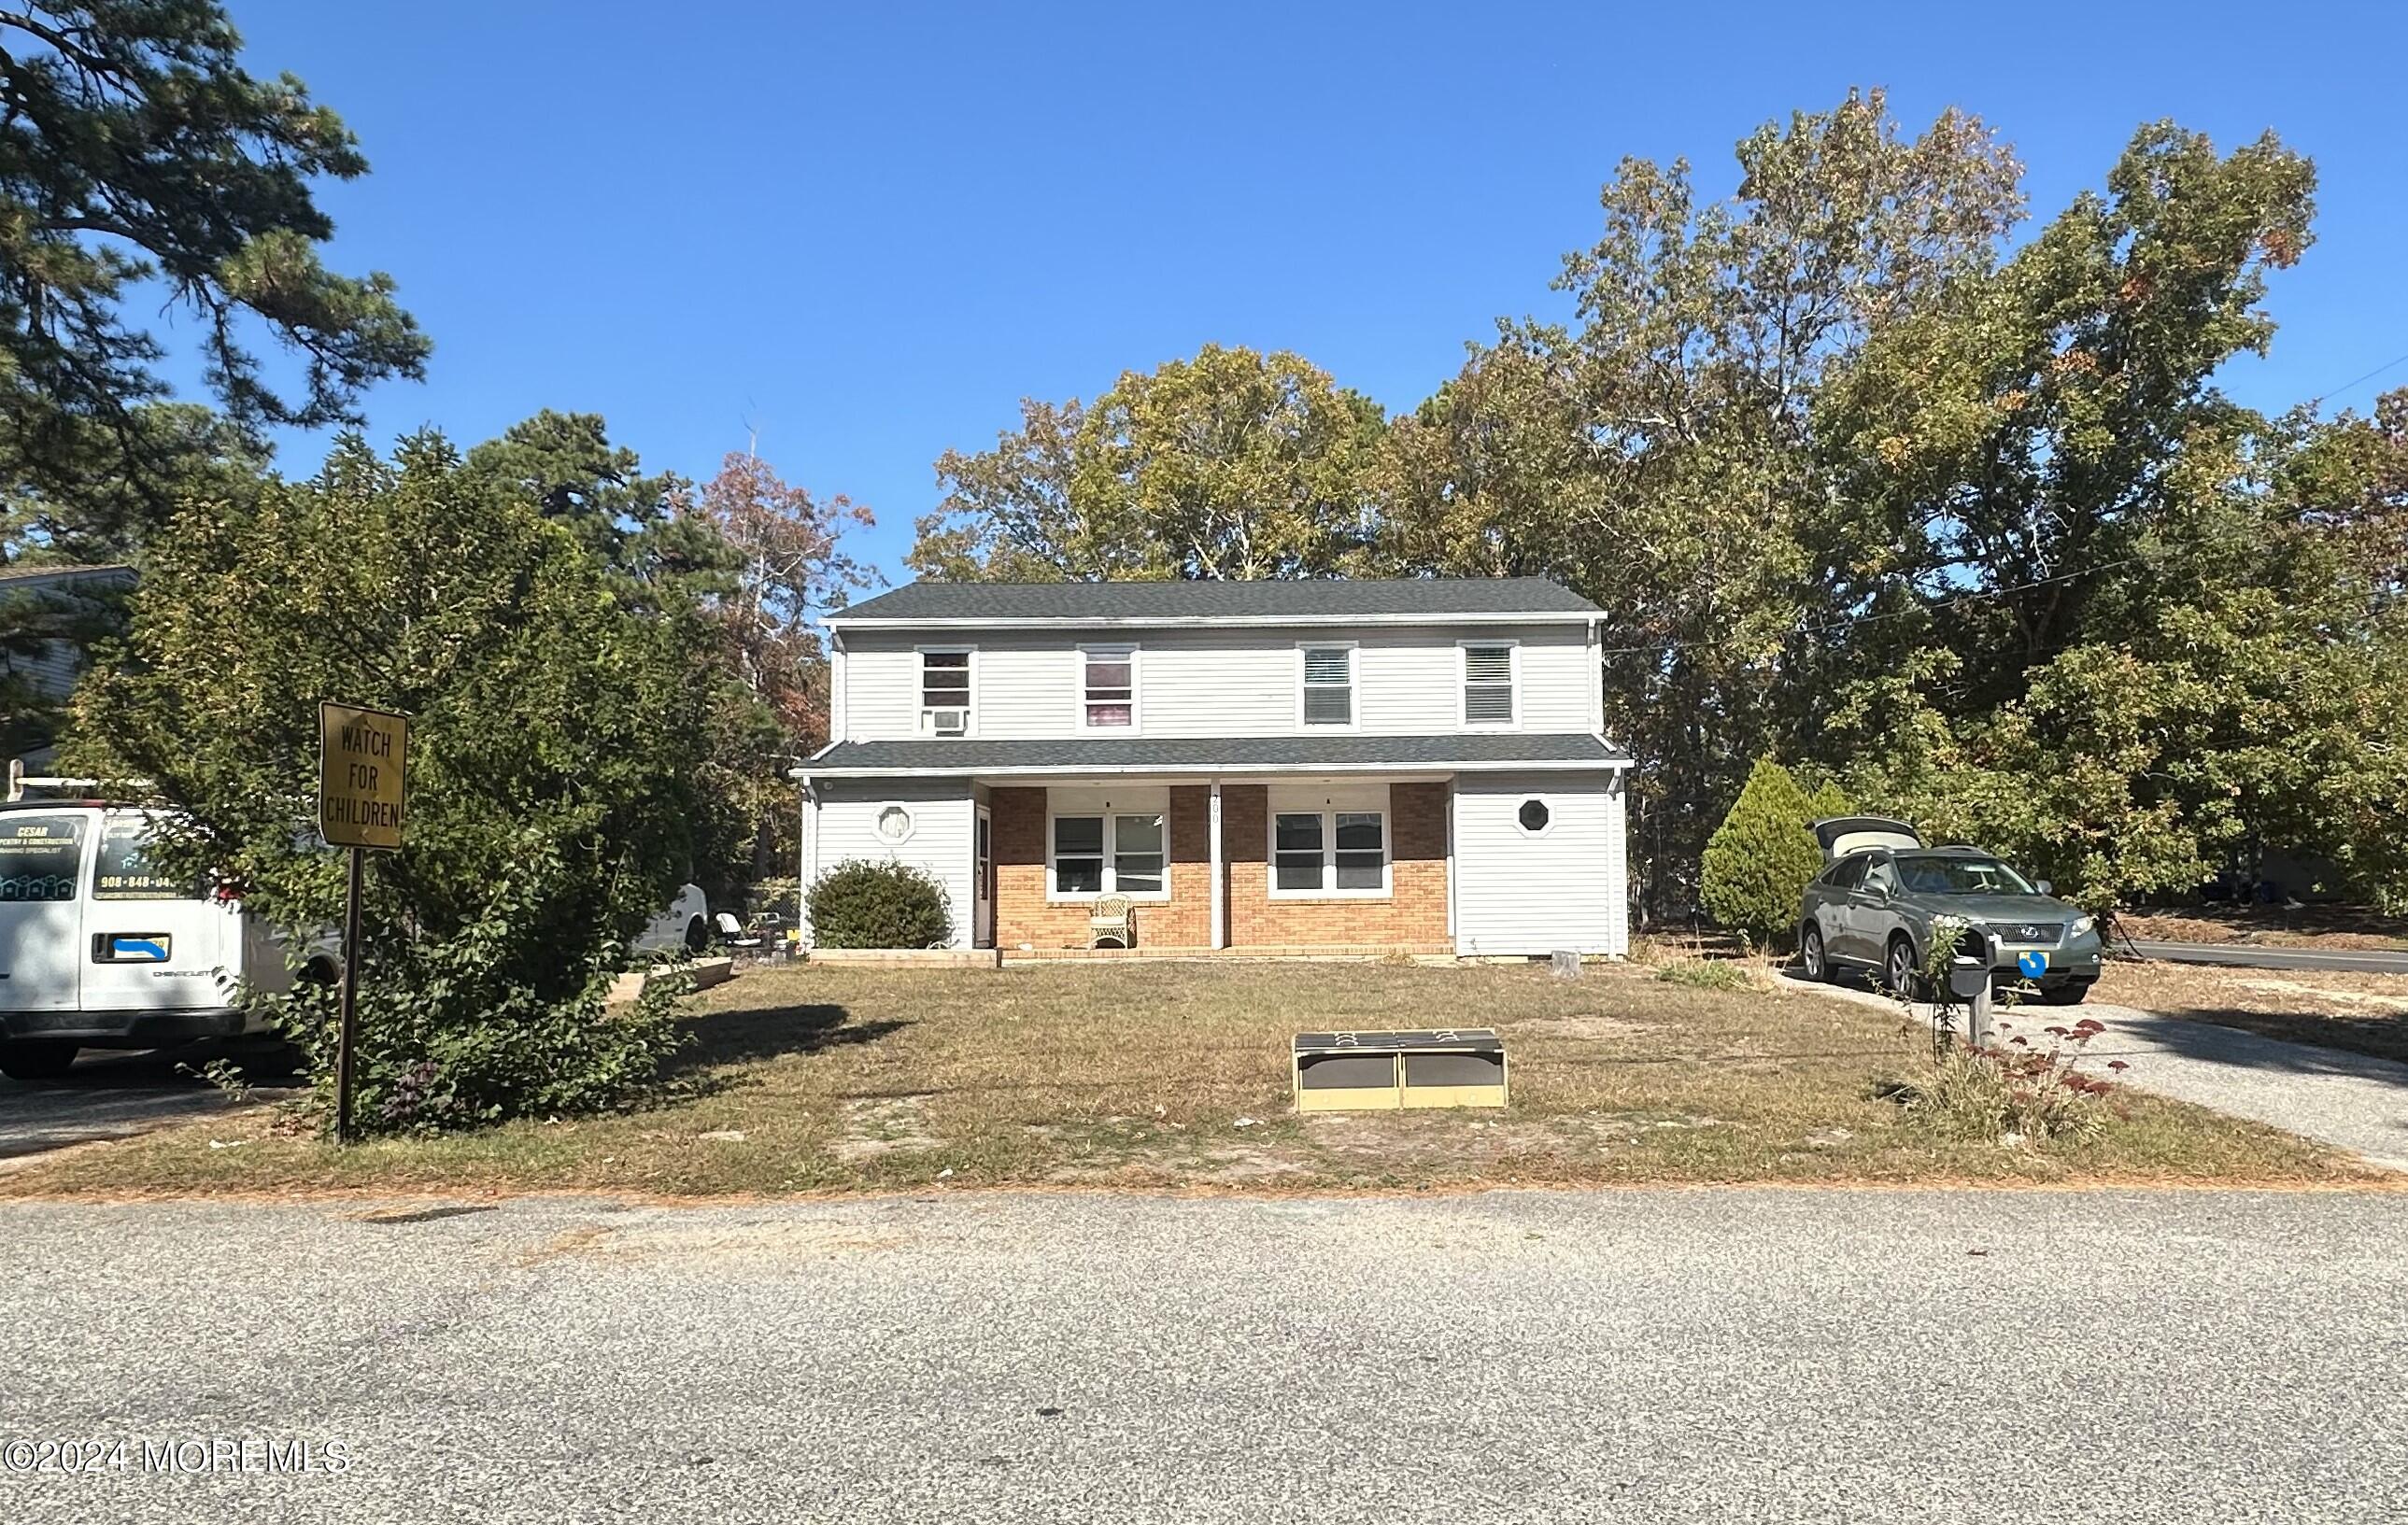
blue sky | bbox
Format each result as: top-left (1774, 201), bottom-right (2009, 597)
top-left (220, 0), bottom-right (2408, 583)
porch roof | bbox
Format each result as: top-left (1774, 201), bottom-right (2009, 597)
top-left (798, 732), bottom-right (1630, 779)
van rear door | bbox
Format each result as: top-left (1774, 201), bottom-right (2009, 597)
top-left (80, 812), bottom-right (239, 1017)
top-left (0, 812), bottom-right (89, 1013)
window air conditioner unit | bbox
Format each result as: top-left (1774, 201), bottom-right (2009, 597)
top-left (927, 708), bottom-right (968, 736)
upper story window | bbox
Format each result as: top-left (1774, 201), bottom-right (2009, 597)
top-left (1297, 642), bottom-right (1354, 727)
top-left (918, 647), bottom-right (971, 735)
top-left (1080, 644), bottom-right (1137, 730)
top-left (1461, 642), bottom-right (1517, 727)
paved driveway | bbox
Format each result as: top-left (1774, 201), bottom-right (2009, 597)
top-left (1778, 971), bottom-right (2408, 1169)
top-left (2, 1189), bottom-right (2402, 1524)
top-left (0, 1051), bottom-right (275, 1165)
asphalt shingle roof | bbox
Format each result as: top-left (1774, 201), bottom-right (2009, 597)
top-left (802, 733), bottom-right (1629, 775)
top-left (829, 577), bottom-right (1600, 624)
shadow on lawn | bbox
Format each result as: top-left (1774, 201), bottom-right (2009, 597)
top-left (668, 998), bottom-right (911, 1077)
top-left (2117, 1003), bottom-right (2408, 1074)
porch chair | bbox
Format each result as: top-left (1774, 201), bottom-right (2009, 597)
top-left (715, 911), bottom-right (763, 951)
top-left (1089, 895), bottom-right (1135, 950)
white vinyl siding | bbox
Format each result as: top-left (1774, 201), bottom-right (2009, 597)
top-left (836, 624), bottom-right (1598, 741)
top-left (804, 779), bottom-right (976, 949)
top-left (1451, 771), bottom-right (1626, 956)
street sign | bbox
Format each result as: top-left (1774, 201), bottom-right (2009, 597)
top-left (318, 700), bottom-right (409, 1146)
top-left (319, 702), bottom-right (408, 851)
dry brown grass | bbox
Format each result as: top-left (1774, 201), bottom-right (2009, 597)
top-left (0, 961), bottom-right (2374, 1199)
top-left (2117, 906), bottom-right (2408, 952)
top-left (2094, 961), bottom-right (2408, 1065)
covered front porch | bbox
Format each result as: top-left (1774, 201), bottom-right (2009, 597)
top-left (978, 777), bottom-right (1452, 956)
top-left (795, 734), bottom-right (1632, 960)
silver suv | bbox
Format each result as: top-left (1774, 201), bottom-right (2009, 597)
top-left (1796, 817), bottom-right (2103, 1006)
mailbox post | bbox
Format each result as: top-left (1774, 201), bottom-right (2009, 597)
top-left (1946, 928), bottom-right (1998, 1049)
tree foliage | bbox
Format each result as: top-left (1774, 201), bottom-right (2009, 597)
top-left (1699, 757), bottom-right (1843, 946)
top-left (68, 431), bottom-right (729, 1132)
top-left (1373, 90), bottom-right (2023, 912)
top-left (912, 344), bottom-right (1384, 581)
top-left (0, 1), bottom-right (427, 555)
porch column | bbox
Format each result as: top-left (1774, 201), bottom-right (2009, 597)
top-left (1208, 780), bottom-right (1225, 950)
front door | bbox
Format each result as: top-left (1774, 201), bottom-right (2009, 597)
top-left (974, 805), bottom-right (995, 947)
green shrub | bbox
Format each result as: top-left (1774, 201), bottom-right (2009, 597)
top-left (1699, 757), bottom-right (1834, 947)
top-left (808, 860), bottom-right (953, 949)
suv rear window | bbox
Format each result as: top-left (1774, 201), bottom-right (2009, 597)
top-left (0, 815), bottom-right (85, 902)
top-left (1822, 854), bottom-right (1867, 890)
top-left (93, 817), bottom-right (204, 901)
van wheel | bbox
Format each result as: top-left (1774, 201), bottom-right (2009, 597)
top-left (0, 1041), bottom-right (78, 1080)
top-left (684, 916), bottom-right (709, 955)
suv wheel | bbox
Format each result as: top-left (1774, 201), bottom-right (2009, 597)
top-left (0, 1041), bottom-right (78, 1080)
top-left (684, 916), bottom-right (709, 955)
top-left (1800, 923), bottom-right (1830, 982)
top-left (1884, 937), bottom-right (1925, 1001)
top-left (2037, 981), bottom-right (2093, 1007)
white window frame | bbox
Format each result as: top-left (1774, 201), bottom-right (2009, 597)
top-left (1512, 796), bottom-right (1553, 839)
top-left (1266, 787), bottom-right (1392, 900)
top-left (1458, 639), bottom-right (1520, 730)
top-left (1295, 641), bottom-right (1359, 731)
top-left (1045, 803), bottom-right (1171, 903)
top-left (872, 801), bottom-right (918, 846)
top-left (916, 644), bottom-right (976, 736)
top-left (1076, 642), bottom-right (1141, 734)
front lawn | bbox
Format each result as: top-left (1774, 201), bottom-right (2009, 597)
top-left (1, 960), bottom-right (2377, 1197)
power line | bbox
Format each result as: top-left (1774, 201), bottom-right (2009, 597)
top-left (2313, 348), bottom-right (2408, 407)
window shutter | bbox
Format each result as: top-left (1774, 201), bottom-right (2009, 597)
top-left (1463, 644), bottom-right (1513, 724)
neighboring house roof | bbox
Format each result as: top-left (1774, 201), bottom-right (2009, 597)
top-left (0, 562), bottom-right (134, 590)
top-left (827, 577), bottom-right (1602, 628)
top-left (800, 732), bottom-right (1630, 778)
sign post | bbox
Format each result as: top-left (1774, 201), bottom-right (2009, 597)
top-left (319, 701), bottom-right (409, 1146)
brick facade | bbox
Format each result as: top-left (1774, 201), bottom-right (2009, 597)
top-left (1222, 782), bottom-right (1450, 948)
top-left (990, 780), bottom-right (1451, 952)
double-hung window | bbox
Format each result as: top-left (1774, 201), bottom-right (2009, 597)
top-left (1051, 811), bottom-right (1167, 898)
top-left (919, 648), bottom-right (971, 735)
top-left (1461, 642), bottom-right (1517, 727)
top-left (1269, 793), bottom-right (1390, 897)
top-left (1080, 644), bottom-right (1137, 730)
top-left (1298, 643), bottom-right (1354, 727)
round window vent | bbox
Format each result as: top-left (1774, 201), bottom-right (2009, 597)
top-left (1517, 798), bottom-right (1551, 835)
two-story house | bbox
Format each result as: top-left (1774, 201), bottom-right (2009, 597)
top-left (794, 577), bottom-right (1631, 958)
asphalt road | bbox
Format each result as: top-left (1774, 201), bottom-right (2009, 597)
top-left (2126, 939), bottom-right (2408, 975)
top-left (3, 1189), bottom-right (2403, 1524)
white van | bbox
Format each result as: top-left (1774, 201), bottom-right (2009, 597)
top-left (0, 802), bottom-right (290, 1080)
top-left (0, 797), bottom-right (715, 1080)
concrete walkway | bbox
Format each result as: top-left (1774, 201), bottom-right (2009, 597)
top-left (1775, 971), bottom-right (2408, 1171)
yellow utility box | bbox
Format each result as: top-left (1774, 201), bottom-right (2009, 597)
top-left (1291, 1029), bottom-right (1509, 1112)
